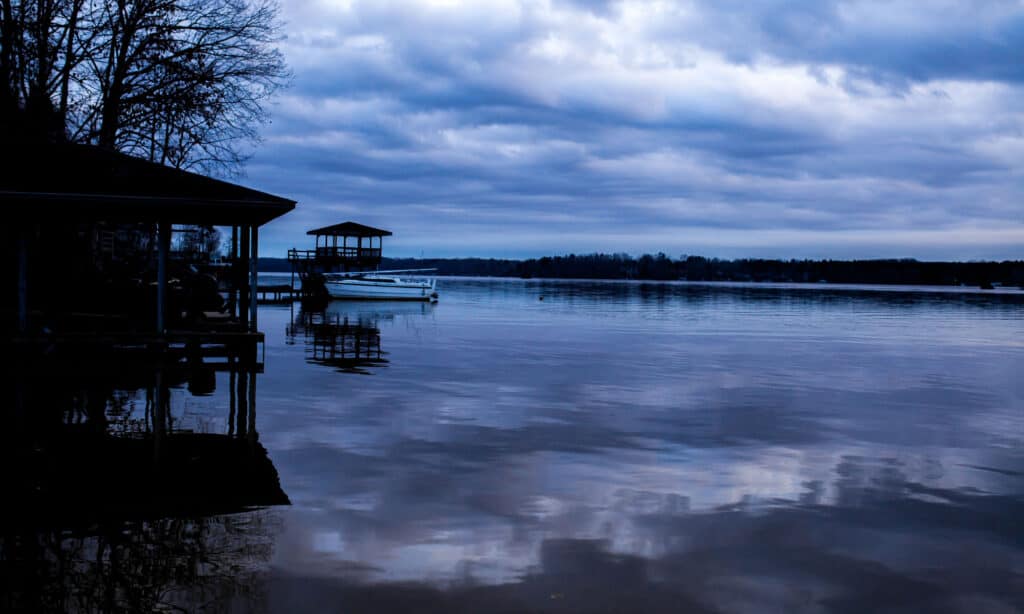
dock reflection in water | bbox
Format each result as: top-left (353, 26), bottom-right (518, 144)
top-left (286, 300), bottom-right (435, 374)
top-left (1, 350), bottom-right (289, 613)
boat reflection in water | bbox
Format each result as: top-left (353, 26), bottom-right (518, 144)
top-left (0, 349), bottom-right (288, 613)
top-left (287, 300), bottom-right (434, 374)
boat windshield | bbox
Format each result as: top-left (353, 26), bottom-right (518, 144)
top-left (326, 273), bottom-right (434, 285)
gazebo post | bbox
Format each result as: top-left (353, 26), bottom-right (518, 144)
top-left (157, 221), bottom-right (171, 333)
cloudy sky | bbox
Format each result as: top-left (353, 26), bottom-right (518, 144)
top-left (246, 0), bottom-right (1024, 259)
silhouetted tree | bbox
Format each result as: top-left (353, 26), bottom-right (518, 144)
top-left (175, 225), bottom-right (221, 260)
top-left (351, 255), bottom-right (1024, 287)
top-left (0, 0), bottom-right (287, 174)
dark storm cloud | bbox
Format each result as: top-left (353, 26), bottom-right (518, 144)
top-left (678, 0), bottom-right (1024, 87)
top-left (247, 0), bottom-right (1024, 258)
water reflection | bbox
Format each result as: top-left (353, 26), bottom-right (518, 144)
top-left (262, 486), bottom-right (1024, 613)
top-left (286, 301), bottom-right (435, 374)
top-left (2, 512), bottom-right (280, 613)
top-left (249, 451), bottom-right (1024, 612)
top-left (254, 279), bottom-right (1023, 612)
top-left (1, 350), bottom-right (288, 612)
top-left (4, 280), bottom-right (1023, 612)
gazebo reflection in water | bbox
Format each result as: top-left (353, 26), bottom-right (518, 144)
top-left (287, 304), bottom-right (387, 374)
top-left (286, 301), bottom-right (434, 374)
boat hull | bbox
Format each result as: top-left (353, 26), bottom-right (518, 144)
top-left (325, 279), bottom-right (436, 301)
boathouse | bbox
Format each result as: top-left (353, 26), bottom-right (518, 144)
top-left (3, 142), bottom-right (295, 348)
top-left (2, 142), bottom-right (294, 537)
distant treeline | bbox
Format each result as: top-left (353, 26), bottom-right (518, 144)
top-left (259, 254), bottom-right (1024, 287)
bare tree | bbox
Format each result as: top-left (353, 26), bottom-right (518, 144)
top-left (1, 0), bottom-right (87, 137)
top-left (1, 0), bottom-right (287, 175)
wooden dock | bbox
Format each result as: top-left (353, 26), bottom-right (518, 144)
top-left (13, 329), bottom-right (266, 372)
top-left (256, 284), bottom-right (298, 303)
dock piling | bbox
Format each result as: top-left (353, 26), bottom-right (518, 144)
top-left (17, 228), bottom-right (28, 333)
top-left (250, 225), bottom-right (259, 332)
top-left (157, 221), bottom-right (171, 333)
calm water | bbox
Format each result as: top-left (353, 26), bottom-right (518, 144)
top-left (4, 279), bottom-right (1024, 612)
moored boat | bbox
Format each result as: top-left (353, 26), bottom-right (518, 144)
top-left (324, 270), bottom-right (438, 301)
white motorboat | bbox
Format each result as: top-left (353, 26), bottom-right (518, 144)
top-left (324, 270), bottom-right (438, 301)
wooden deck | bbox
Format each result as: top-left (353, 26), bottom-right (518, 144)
top-left (256, 284), bottom-right (298, 303)
top-left (12, 329), bottom-right (266, 372)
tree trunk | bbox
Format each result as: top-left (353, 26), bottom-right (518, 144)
top-left (99, 1), bottom-right (135, 149)
top-left (0, 0), bottom-right (19, 124)
top-left (58, 0), bottom-right (83, 124)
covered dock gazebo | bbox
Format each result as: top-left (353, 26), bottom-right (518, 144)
top-left (290, 221), bottom-right (392, 269)
top-left (287, 222), bottom-right (392, 295)
top-left (3, 142), bottom-right (296, 339)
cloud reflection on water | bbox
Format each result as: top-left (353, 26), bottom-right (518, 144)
top-left (253, 280), bottom-right (1023, 611)
top-left (2, 280), bottom-right (1019, 612)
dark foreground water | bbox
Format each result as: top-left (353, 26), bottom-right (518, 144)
top-left (4, 279), bottom-right (1024, 613)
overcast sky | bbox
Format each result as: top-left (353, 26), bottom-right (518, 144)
top-left (246, 0), bottom-right (1024, 260)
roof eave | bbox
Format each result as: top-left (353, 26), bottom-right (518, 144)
top-left (2, 191), bottom-right (296, 227)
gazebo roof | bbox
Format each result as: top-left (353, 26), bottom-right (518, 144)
top-left (1, 142), bottom-right (295, 226)
top-left (306, 221), bottom-right (392, 237)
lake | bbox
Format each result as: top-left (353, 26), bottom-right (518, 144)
top-left (3, 278), bottom-right (1023, 613)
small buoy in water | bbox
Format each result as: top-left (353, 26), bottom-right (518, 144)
top-left (539, 295), bottom-right (544, 301)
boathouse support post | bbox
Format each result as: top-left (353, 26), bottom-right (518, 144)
top-left (228, 356), bottom-right (237, 436)
top-left (236, 369), bottom-right (248, 437)
top-left (248, 372), bottom-right (257, 445)
top-left (239, 224), bottom-right (251, 330)
top-left (153, 366), bottom-right (165, 462)
top-left (157, 221), bottom-right (171, 333)
top-left (250, 225), bottom-right (259, 332)
top-left (17, 227), bottom-right (28, 334)
top-left (230, 226), bottom-right (239, 317)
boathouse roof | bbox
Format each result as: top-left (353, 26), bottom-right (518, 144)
top-left (1, 142), bottom-right (295, 226)
top-left (306, 221), bottom-right (392, 237)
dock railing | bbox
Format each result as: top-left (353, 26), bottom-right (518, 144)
top-left (288, 247), bottom-right (382, 262)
